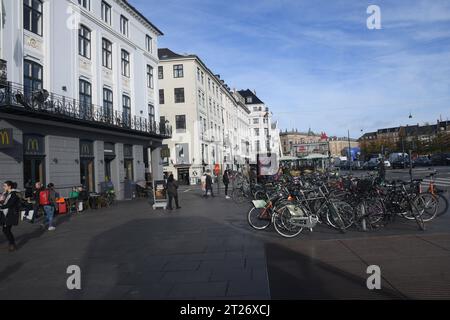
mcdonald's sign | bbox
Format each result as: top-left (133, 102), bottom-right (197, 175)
top-left (80, 141), bottom-right (93, 158)
top-left (0, 129), bottom-right (13, 149)
top-left (24, 135), bottom-right (44, 155)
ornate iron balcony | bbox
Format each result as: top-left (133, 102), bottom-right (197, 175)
top-left (0, 81), bottom-right (172, 139)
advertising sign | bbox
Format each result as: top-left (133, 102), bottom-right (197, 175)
top-left (153, 180), bottom-right (167, 201)
top-left (0, 129), bottom-right (13, 149)
top-left (257, 153), bottom-right (279, 176)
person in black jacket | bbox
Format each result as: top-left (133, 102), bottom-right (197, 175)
top-left (166, 174), bottom-right (181, 210)
top-left (204, 171), bottom-right (214, 198)
top-left (0, 181), bottom-right (20, 252)
top-left (223, 169), bottom-right (230, 199)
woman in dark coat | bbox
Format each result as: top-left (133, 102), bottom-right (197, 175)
top-left (0, 181), bottom-right (20, 252)
top-left (166, 174), bottom-right (181, 210)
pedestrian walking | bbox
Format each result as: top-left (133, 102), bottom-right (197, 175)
top-left (223, 169), bottom-right (230, 199)
top-left (166, 174), bottom-right (181, 210)
top-left (40, 183), bottom-right (58, 231)
top-left (32, 182), bottom-right (44, 222)
top-left (204, 170), bottom-right (214, 198)
top-left (0, 181), bottom-right (21, 252)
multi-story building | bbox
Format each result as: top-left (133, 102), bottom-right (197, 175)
top-left (359, 120), bottom-right (450, 156)
top-left (0, 0), bottom-right (171, 199)
top-left (158, 48), bottom-right (250, 184)
top-left (280, 129), bottom-right (322, 156)
top-left (328, 137), bottom-right (359, 158)
top-left (237, 89), bottom-right (281, 163)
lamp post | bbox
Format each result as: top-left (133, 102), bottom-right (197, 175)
top-left (348, 129), bottom-right (352, 172)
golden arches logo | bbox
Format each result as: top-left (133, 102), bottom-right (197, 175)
top-left (27, 138), bottom-right (39, 151)
top-left (0, 131), bottom-right (9, 145)
top-left (81, 144), bottom-right (90, 155)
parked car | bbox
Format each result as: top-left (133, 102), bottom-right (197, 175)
top-left (413, 156), bottom-right (432, 167)
top-left (431, 153), bottom-right (450, 166)
top-left (392, 157), bottom-right (415, 169)
top-left (365, 158), bottom-right (380, 170)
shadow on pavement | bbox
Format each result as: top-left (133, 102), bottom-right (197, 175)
top-left (265, 242), bottom-right (406, 299)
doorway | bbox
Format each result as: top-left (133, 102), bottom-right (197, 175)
top-left (80, 158), bottom-right (95, 192)
top-left (177, 167), bottom-right (190, 186)
top-left (23, 157), bottom-right (46, 186)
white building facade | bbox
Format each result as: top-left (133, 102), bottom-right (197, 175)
top-left (158, 48), bottom-right (251, 185)
top-left (0, 0), bottom-right (171, 199)
top-left (238, 90), bottom-right (282, 163)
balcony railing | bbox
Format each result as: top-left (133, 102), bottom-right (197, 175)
top-left (0, 81), bottom-right (172, 138)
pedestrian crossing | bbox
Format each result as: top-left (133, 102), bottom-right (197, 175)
top-left (421, 178), bottom-right (450, 188)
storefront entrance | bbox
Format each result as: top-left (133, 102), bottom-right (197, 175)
top-left (23, 134), bottom-right (46, 186)
top-left (23, 157), bottom-right (45, 186)
top-left (80, 158), bottom-right (95, 192)
top-left (177, 167), bottom-right (190, 185)
top-left (80, 140), bottom-right (95, 192)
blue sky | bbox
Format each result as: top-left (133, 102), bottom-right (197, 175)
top-left (130, 0), bottom-right (450, 138)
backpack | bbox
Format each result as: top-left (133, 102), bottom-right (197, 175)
top-left (39, 189), bottom-right (50, 206)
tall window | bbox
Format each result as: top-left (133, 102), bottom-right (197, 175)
top-left (121, 50), bottom-right (130, 77)
top-left (79, 79), bottom-right (92, 119)
top-left (101, 1), bottom-right (111, 25)
top-left (254, 128), bottom-right (260, 136)
top-left (256, 141), bottom-right (260, 153)
top-left (148, 104), bottom-right (155, 125)
top-left (146, 35), bottom-right (152, 53)
top-left (174, 88), bottom-right (185, 103)
top-left (78, 25), bottom-right (91, 59)
top-left (24, 0), bottom-right (43, 36)
top-left (78, 0), bottom-right (90, 10)
top-left (120, 15), bottom-right (128, 36)
top-left (158, 66), bottom-right (164, 79)
top-left (103, 88), bottom-right (113, 120)
top-left (146, 65), bottom-right (154, 89)
top-left (102, 38), bottom-right (112, 69)
top-left (253, 118), bottom-right (259, 124)
top-left (159, 89), bottom-right (165, 105)
top-left (173, 64), bottom-right (183, 78)
top-left (122, 95), bottom-right (131, 127)
top-left (176, 115), bottom-right (186, 131)
top-left (23, 60), bottom-right (43, 97)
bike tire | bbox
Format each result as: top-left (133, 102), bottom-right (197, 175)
top-left (272, 206), bottom-right (304, 238)
top-left (247, 206), bottom-right (272, 230)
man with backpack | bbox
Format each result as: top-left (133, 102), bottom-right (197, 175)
top-left (39, 183), bottom-right (58, 231)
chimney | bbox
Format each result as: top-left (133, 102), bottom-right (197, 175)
top-left (253, 90), bottom-right (256, 95)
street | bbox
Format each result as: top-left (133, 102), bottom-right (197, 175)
top-left (340, 166), bottom-right (450, 190)
top-left (1, 181), bottom-right (450, 300)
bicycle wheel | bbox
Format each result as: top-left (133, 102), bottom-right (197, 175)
top-left (254, 190), bottom-right (268, 201)
top-left (436, 193), bottom-right (449, 217)
top-left (272, 205), bottom-right (304, 238)
top-left (417, 193), bottom-right (438, 222)
top-left (365, 198), bottom-right (385, 225)
top-left (247, 206), bottom-right (272, 230)
top-left (232, 188), bottom-right (246, 204)
top-left (325, 200), bottom-right (355, 232)
top-left (410, 200), bottom-right (425, 231)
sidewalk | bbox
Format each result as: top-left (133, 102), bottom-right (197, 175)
top-left (0, 188), bottom-right (449, 299)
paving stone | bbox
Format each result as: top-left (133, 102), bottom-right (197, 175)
top-left (167, 282), bottom-right (228, 299)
